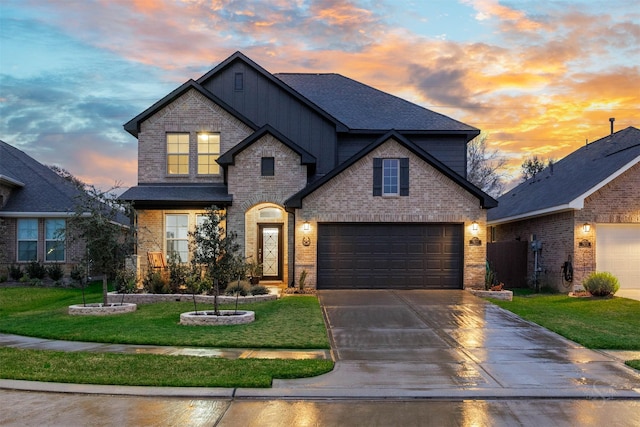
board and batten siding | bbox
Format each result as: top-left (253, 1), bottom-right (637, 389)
top-left (200, 62), bottom-right (338, 175)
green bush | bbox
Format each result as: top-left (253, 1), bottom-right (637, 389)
top-left (25, 261), bottom-right (46, 279)
top-left (226, 280), bottom-right (249, 296)
top-left (46, 264), bottom-right (64, 281)
top-left (8, 264), bottom-right (22, 280)
top-left (583, 271), bottom-right (620, 297)
top-left (250, 284), bottom-right (270, 295)
top-left (115, 268), bottom-right (137, 294)
top-left (142, 270), bottom-right (170, 294)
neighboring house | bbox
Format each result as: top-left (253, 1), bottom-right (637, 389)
top-left (120, 52), bottom-right (496, 290)
top-left (487, 126), bottom-right (640, 291)
top-left (0, 140), bottom-right (86, 275)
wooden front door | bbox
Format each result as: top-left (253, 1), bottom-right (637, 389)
top-left (258, 224), bottom-right (283, 281)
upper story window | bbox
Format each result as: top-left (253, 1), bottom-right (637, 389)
top-left (45, 219), bottom-right (65, 262)
top-left (197, 133), bottom-right (220, 175)
top-left (382, 159), bottom-right (400, 196)
top-left (167, 133), bottom-right (189, 175)
top-left (17, 218), bottom-right (38, 262)
top-left (261, 157), bottom-right (275, 176)
top-left (373, 158), bottom-right (409, 197)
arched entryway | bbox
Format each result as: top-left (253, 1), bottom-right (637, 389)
top-left (245, 204), bottom-right (288, 284)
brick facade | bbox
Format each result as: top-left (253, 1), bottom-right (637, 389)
top-left (294, 139), bottom-right (487, 289)
top-left (492, 162), bottom-right (640, 290)
top-left (137, 89), bottom-right (253, 184)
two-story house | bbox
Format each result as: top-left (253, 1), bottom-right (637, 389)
top-left (120, 52), bottom-right (496, 290)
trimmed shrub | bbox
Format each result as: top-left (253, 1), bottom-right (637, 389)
top-left (25, 261), bottom-right (46, 279)
top-left (583, 271), bottom-right (620, 297)
top-left (46, 264), bottom-right (64, 281)
top-left (143, 269), bottom-right (170, 294)
top-left (226, 280), bottom-right (250, 296)
top-left (9, 264), bottom-right (22, 280)
top-left (250, 284), bottom-right (270, 295)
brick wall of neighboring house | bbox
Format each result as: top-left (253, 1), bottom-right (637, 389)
top-left (137, 89), bottom-right (253, 184)
top-left (493, 211), bottom-right (575, 291)
top-left (226, 133), bottom-right (309, 286)
top-left (0, 217), bottom-right (85, 279)
top-left (294, 139), bottom-right (487, 289)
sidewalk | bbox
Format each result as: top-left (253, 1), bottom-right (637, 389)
top-left (0, 333), bottom-right (331, 360)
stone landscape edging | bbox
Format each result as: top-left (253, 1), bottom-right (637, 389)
top-left (106, 292), bottom-right (277, 305)
top-left (467, 289), bottom-right (513, 301)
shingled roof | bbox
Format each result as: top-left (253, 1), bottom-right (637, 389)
top-left (488, 126), bottom-right (640, 224)
top-left (0, 140), bottom-right (87, 216)
top-left (276, 73), bottom-right (478, 134)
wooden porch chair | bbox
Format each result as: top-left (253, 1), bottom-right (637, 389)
top-left (147, 251), bottom-right (167, 270)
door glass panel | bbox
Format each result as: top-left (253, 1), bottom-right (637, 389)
top-left (262, 227), bottom-right (279, 276)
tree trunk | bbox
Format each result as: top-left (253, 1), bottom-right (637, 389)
top-left (102, 276), bottom-right (108, 306)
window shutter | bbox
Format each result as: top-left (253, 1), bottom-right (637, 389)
top-left (400, 158), bottom-right (409, 196)
top-left (373, 158), bottom-right (382, 196)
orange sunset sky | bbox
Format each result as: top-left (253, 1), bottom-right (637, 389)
top-left (1, 0), bottom-right (639, 192)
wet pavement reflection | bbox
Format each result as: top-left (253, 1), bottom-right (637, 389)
top-left (2, 390), bottom-right (640, 426)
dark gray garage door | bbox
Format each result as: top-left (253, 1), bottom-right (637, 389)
top-left (317, 223), bottom-right (463, 289)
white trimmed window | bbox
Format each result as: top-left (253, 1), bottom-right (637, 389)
top-left (382, 158), bottom-right (400, 196)
top-left (165, 214), bottom-right (189, 262)
top-left (17, 219), bottom-right (38, 262)
top-left (167, 133), bottom-right (189, 175)
top-left (197, 133), bottom-right (220, 175)
top-left (45, 219), bottom-right (65, 262)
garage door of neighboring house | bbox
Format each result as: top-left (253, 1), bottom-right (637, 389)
top-left (596, 224), bottom-right (640, 289)
top-left (317, 223), bottom-right (463, 289)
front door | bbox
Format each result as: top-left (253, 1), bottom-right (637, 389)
top-left (258, 224), bottom-right (282, 281)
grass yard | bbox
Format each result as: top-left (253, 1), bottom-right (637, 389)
top-left (491, 291), bottom-right (640, 350)
top-left (0, 283), bottom-right (333, 387)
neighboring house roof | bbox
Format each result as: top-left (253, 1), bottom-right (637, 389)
top-left (119, 184), bottom-right (232, 209)
top-left (0, 140), bottom-right (88, 217)
top-left (276, 73), bottom-right (479, 137)
top-left (488, 126), bottom-right (640, 224)
top-left (284, 130), bottom-right (497, 210)
top-left (217, 125), bottom-right (316, 169)
top-left (123, 79), bottom-right (258, 138)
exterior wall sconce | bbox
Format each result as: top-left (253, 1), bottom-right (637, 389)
top-left (471, 221), bottom-right (479, 233)
top-left (303, 222), bottom-right (310, 232)
top-left (583, 223), bottom-right (591, 233)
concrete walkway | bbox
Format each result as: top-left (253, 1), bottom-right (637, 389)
top-left (1, 290), bottom-right (639, 400)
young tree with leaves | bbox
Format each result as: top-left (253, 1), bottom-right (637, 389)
top-left (189, 206), bottom-right (243, 315)
top-left (66, 185), bottom-right (135, 305)
top-left (466, 132), bottom-right (507, 198)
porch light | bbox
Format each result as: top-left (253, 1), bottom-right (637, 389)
top-left (303, 222), bottom-right (310, 232)
top-left (471, 221), bottom-right (479, 233)
top-left (583, 223), bottom-right (591, 233)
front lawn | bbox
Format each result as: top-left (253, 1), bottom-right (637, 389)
top-left (0, 283), bottom-right (333, 387)
top-left (0, 284), bottom-right (329, 348)
top-left (491, 292), bottom-right (640, 350)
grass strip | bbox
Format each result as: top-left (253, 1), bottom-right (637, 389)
top-left (0, 347), bottom-right (334, 388)
top-left (491, 292), bottom-right (640, 350)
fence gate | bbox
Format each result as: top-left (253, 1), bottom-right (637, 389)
top-left (487, 241), bottom-right (528, 288)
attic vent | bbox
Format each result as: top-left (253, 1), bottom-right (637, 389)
top-left (234, 72), bottom-right (244, 91)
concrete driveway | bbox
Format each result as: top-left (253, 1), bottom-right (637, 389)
top-left (261, 290), bottom-right (640, 399)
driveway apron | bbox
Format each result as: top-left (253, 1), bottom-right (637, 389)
top-left (265, 290), bottom-right (640, 399)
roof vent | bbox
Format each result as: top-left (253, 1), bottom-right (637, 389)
top-left (609, 117), bottom-right (615, 135)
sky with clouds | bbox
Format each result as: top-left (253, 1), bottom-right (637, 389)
top-left (1, 0), bottom-right (639, 192)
